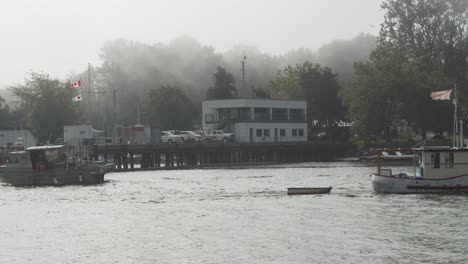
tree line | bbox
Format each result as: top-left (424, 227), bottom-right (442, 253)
top-left (1, 0), bottom-right (467, 146)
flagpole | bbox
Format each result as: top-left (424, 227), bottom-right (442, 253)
top-left (453, 82), bottom-right (458, 148)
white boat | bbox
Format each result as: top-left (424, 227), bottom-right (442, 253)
top-left (0, 145), bottom-right (114, 186)
top-left (371, 146), bottom-right (468, 193)
top-left (371, 85), bottom-right (468, 194)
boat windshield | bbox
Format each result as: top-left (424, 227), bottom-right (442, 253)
top-left (26, 145), bottom-right (95, 170)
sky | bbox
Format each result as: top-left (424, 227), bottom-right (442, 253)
top-left (0, 0), bottom-right (384, 88)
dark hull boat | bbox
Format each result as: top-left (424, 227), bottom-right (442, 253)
top-left (0, 145), bottom-right (114, 187)
top-left (287, 187), bottom-right (332, 195)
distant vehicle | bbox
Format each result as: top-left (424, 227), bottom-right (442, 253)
top-left (165, 130), bottom-right (180, 135)
top-left (205, 130), bottom-right (235, 143)
top-left (161, 131), bottom-right (183, 143)
top-left (317, 132), bottom-right (327, 138)
top-left (311, 132), bottom-right (327, 140)
top-left (179, 131), bottom-right (202, 142)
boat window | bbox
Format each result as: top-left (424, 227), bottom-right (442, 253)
top-left (431, 152), bottom-right (440, 168)
top-left (445, 152), bottom-right (454, 168)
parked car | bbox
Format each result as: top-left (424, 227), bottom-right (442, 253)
top-left (179, 131), bottom-right (202, 142)
top-left (161, 131), bottom-right (183, 143)
top-left (205, 130), bottom-right (235, 142)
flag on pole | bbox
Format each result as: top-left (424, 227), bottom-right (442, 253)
top-left (430, 89), bottom-right (453, 100)
top-left (72, 80), bottom-right (81, 87)
top-left (72, 95), bottom-right (83, 102)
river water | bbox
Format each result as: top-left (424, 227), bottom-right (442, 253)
top-left (1, 162), bottom-right (467, 264)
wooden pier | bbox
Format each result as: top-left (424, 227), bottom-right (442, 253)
top-left (96, 141), bottom-right (353, 171)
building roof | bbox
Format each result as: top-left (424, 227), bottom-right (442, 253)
top-left (27, 145), bottom-right (64, 151)
top-left (202, 98), bottom-right (306, 108)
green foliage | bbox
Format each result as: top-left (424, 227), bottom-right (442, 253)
top-left (269, 65), bottom-right (302, 99)
top-left (0, 96), bottom-right (13, 129)
top-left (270, 62), bottom-right (345, 130)
top-left (145, 85), bottom-right (197, 130)
top-left (10, 73), bottom-right (84, 143)
top-left (206, 66), bottom-right (237, 99)
top-left (252, 86), bottom-right (271, 99)
top-left (380, 0), bottom-right (468, 89)
top-left (343, 0), bottom-right (467, 142)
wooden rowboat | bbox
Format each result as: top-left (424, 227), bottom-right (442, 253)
top-left (287, 187), bottom-right (332, 195)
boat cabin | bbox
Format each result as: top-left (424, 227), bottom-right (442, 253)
top-left (417, 146), bottom-right (468, 179)
top-left (1, 145), bottom-right (97, 171)
top-left (27, 145), bottom-right (94, 171)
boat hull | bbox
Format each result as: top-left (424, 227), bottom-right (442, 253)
top-left (371, 174), bottom-right (468, 194)
top-left (0, 164), bottom-right (114, 187)
top-left (287, 187), bottom-right (332, 195)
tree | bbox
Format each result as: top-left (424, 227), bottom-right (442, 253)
top-left (269, 62), bottom-right (345, 136)
top-left (252, 86), bottom-right (271, 99)
top-left (379, 0), bottom-right (468, 88)
top-left (343, 0), bottom-right (465, 143)
top-left (206, 66), bottom-right (237, 99)
top-left (0, 96), bottom-right (13, 129)
top-left (145, 85), bottom-right (197, 130)
top-left (269, 65), bottom-right (302, 99)
top-left (10, 73), bottom-right (84, 143)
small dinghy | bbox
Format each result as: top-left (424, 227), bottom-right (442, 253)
top-left (287, 187), bottom-right (332, 195)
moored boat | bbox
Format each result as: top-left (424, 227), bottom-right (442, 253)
top-left (0, 145), bottom-right (114, 186)
top-left (287, 187), bottom-right (332, 195)
top-left (370, 86), bottom-right (468, 194)
top-left (371, 147), bottom-right (468, 193)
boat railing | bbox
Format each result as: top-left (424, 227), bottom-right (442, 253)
top-left (370, 147), bottom-right (418, 176)
top-left (380, 168), bottom-right (392, 176)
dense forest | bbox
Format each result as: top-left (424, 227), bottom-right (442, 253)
top-left (1, 0), bottom-right (467, 146)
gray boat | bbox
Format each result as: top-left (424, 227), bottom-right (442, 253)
top-left (0, 145), bottom-right (114, 186)
top-left (287, 187), bottom-right (332, 195)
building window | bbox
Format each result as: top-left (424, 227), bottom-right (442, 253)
top-left (445, 152), bottom-right (454, 168)
top-left (256, 129), bottom-right (262, 137)
top-left (431, 152), bottom-right (440, 169)
top-left (292, 129), bottom-right (298, 136)
top-left (280, 129), bottom-right (286, 137)
top-left (298, 129), bottom-right (304, 137)
top-left (264, 129), bottom-right (270, 137)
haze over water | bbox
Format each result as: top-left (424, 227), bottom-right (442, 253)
top-left (1, 162), bottom-right (467, 263)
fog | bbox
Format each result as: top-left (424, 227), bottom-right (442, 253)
top-left (0, 0), bottom-right (383, 88)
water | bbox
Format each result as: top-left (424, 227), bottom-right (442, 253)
top-left (1, 162), bottom-right (467, 264)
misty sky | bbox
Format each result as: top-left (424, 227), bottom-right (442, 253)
top-left (1, 0), bottom-right (383, 88)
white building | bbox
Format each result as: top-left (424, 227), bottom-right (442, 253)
top-left (202, 99), bottom-right (307, 143)
top-left (0, 129), bottom-right (37, 149)
top-left (64, 125), bottom-right (111, 145)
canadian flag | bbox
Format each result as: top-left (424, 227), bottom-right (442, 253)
top-left (72, 95), bottom-right (83, 102)
top-left (430, 89), bottom-right (453, 100)
top-left (72, 80), bottom-right (81, 87)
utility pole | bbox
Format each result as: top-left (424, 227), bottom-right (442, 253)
top-left (113, 89), bottom-right (117, 144)
top-left (241, 54), bottom-right (247, 98)
top-left (137, 99), bottom-right (141, 125)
